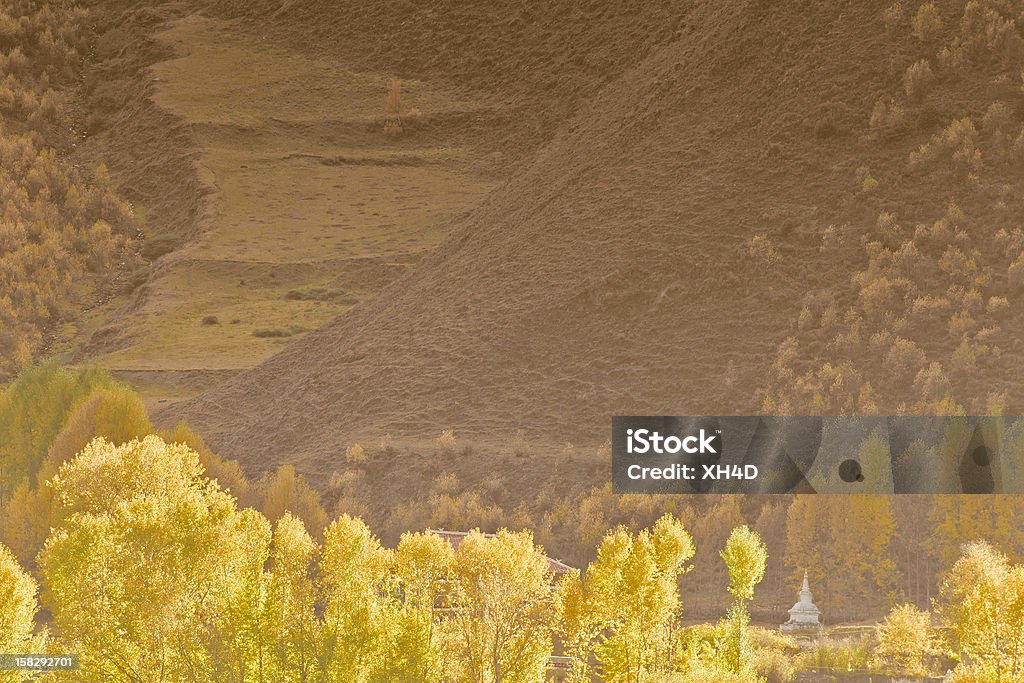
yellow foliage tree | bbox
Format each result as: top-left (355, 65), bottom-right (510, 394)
top-left (319, 514), bottom-right (396, 681)
top-left (872, 604), bottom-right (936, 676)
top-left (259, 464), bottom-right (329, 538)
top-left (39, 436), bottom-right (271, 682)
top-left (938, 541), bottom-right (1024, 681)
top-left (390, 530), bottom-right (455, 682)
top-left (444, 529), bottom-right (559, 683)
top-left (560, 514), bottom-right (695, 682)
top-left (0, 542), bottom-right (44, 682)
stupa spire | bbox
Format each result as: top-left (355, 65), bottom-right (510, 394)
top-left (781, 570), bottom-right (822, 632)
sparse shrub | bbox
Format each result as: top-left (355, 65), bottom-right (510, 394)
top-left (884, 1), bottom-right (905, 33)
top-left (755, 646), bottom-right (796, 683)
top-left (869, 98), bottom-right (907, 133)
top-left (252, 327), bottom-right (290, 338)
top-left (508, 429), bottom-right (531, 457)
top-left (436, 428), bottom-right (457, 456)
top-left (252, 326), bottom-right (306, 338)
top-left (981, 101), bottom-right (1013, 154)
top-left (861, 175), bottom-right (880, 192)
top-left (748, 234), bottom-right (780, 265)
top-left (799, 637), bottom-right (872, 671)
top-left (821, 224), bottom-right (844, 251)
top-left (814, 111), bottom-right (838, 139)
top-left (903, 59), bottom-right (934, 101)
top-left (912, 2), bottom-right (943, 43)
top-left (1009, 254), bottom-right (1024, 292)
top-left (985, 295), bottom-right (1009, 316)
top-left (284, 287), bottom-right (356, 303)
top-left (201, 315), bottom-right (219, 326)
top-left (345, 443), bottom-right (368, 466)
top-left (982, 101), bottom-right (1012, 136)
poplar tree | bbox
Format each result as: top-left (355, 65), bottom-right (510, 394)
top-left (0, 542), bottom-right (43, 683)
top-left (444, 529), bottom-right (558, 683)
top-left (560, 514), bottom-right (694, 682)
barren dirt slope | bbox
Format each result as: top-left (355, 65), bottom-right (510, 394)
top-left (164, 1), bottom-right (901, 473)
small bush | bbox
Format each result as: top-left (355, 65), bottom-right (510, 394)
top-left (883, 1), bottom-right (904, 32)
top-left (284, 287), bottom-right (356, 303)
top-left (436, 429), bottom-right (457, 456)
top-left (903, 59), bottom-right (934, 102)
top-left (755, 647), bottom-right (796, 683)
top-left (252, 325), bottom-right (307, 338)
top-left (201, 315), bottom-right (219, 326)
top-left (345, 443), bottom-right (368, 466)
top-left (749, 234), bottom-right (780, 265)
top-left (508, 429), bottom-right (532, 458)
top-left (912, 2), bottom-right (942, 43)
top-left (252, 327), bottom-right (293, 338)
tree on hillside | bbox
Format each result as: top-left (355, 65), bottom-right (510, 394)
top-left (930, 495), bottom-right (1024, 574)
top-left (0, 362), bottom-right (115, 498)
top-left (258, 464), bottom-right (329, 538)
top-left (1, 384), bottom-right (151, 565)
top-left (785, 496), bottom-right (899, 620)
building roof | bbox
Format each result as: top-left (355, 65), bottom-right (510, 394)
top-left (427, 529), bottom-right (576, 576)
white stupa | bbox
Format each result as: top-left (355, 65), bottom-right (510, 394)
top-left (780, 571), bottom-right (822, 631)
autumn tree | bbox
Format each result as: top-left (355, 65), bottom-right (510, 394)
top-left (389, 530), bottom-right (456, 682)
top-left (0, 362), bottom-right (115, 498)
top-left (319, 514), bottom-right (396, 681)
top-left (937, 541), bottom-right (1024, 681)
top-left (258, 463), bottom-right (329, 538)
top-left (1, 384), bottom-right (152, 564)
top-left (0, 542), bottom-right (43, 682)
top-left (210, 512), bottom-right (322, 683)
top-left (445, 529), bottom-right (559, 683)
top-left (785, 495), bottom-right (899, 620)
top-left (719, 526), bottom-right (768, 677)
top-left (560, 514), bottom-right (694, 682)
top-left (39, 436), bottom-right (271, 682)
top-left (872, 604), bottom-right (936, 677)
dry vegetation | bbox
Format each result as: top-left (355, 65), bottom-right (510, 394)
top-left (0, 1), bottom-right (138, 380)
top-left (764, 0), bottom-right (1024, 415)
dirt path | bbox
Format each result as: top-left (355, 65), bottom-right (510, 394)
top-left (94, 14), bottom-right (494, 406)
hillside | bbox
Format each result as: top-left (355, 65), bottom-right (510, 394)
top-left (161, 0), bottom-right (959, 473)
